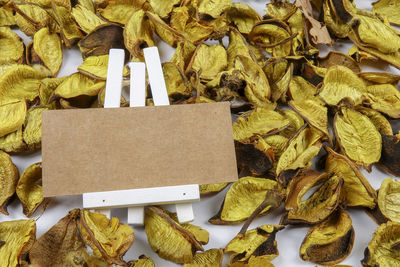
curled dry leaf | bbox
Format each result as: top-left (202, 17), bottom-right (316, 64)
top-left (97, 0), bottom-right (146, 25)
top-left (359, 72), bottom-right (400, 85)
top-left (0, 128), bottom-right (26, 153)
top-left (198, 0), bottom-right (231, 18)
top-left (38, 77), bottom-right (67, 105)
top-left (199, 183), bottom-right (229, 196)
top-left (356, 107), bottom-right (392, 135)
top-left (225, 225), bottom-right (284, 265)
top-left (317, 51), bottom-right (361, 73)
top-left (209, 177), bottom-right (283, 225)
top-left (33, 27), bottom-right (63, 77)
top-left (29, 209), bottom-right (108, 267)
top-left (377, 178), bottom-right (400, 223)
top-left (300, 209), bottom-right (355, 265)
top-left (128, 255), bottom-right (155, 267)
top-left (227, 2), bottom-right (261, 34)
top-left (363, 83), bottom-right (400, 119)
top-left (79, 209), bottom-right (134, 265)
top-left (23, 107), bottom-right (48, 151)
top-left (0, 100), bottom-right (26, 138)
top-left (146, 11), bottom-right (184, 47)
top-left (372, 0), bottom-right (400, 26)
top-left (183, 249), bottom-right (223, 267)
top-left (283, 171), bottom-right (343, 225)
top-left (188, 44), bottom-right (227, 81)
top-left (72, 4), bottom-right (107, 34)
top-left (361, 221), bottom-right (400, 267)
top-left (144, 206), bottom-right (204, 264)
top-left (0, 6), bottom-right (15, 27)
top-left (0, 150), bottom-right (19, 215)
top-left (52, 4), bottom-right (83, 48)
top-left (319, 65), bottom-right (366, 106)
top-left (279, 109), bottom-right (304, 139)
top-left (276, 126), bottom-right (323, 185)
top-left (78, 55), bottom-right (129, 80)
top-left (0, 219), bottom-right (36, 267)
top-left (124, 9), bottom-right (154, 58)
top-left (233, 108), bottom-right (289, 142)
top-left (0, 65), bottom-right (46, 105)
top-left (325, 146), bottom-right (376, 208)
top-left (334, 108), bottom-right (382, 168)
top-left (16, 162), bottom-right (44, 217)
top-left (163, 62), bottom-right (191, 99)
top-left (0, 26), bottom-right (24, 64)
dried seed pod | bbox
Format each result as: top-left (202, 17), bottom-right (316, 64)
top-left (123, 9), bottom-right (155, 58)
top-left (289, 99), bottom-right (329, 139)
top-left (209, 177), bottom-right (283, 225)
top-left (183, 249), bottom-right (223, 267)
top-left (79, 209), bottom-right (134, 265)
top-left (0, 100), bottom-right (27, 138)
top-left (128, 255), bottom-right (155, 267)
top-left (0, 65), bottom-right (46, 105)
top-left (33, 27), bottom-right (63, 77)
top-left (363, 84), bottom-right (400, 119)
top-left (283, 172), bottom-right (343, 225)
top-left (334, 108), bottom-right (381, 168)
top-left (356, 107), bottom-right (392, 135)
top-left (144, 206), bottom-right (203, 264)
top-left (225, 225), bottom-right (284, 265)
top-left (372, 0), bottom-right (400, 26)
top-left (52, 72), bottom-right (105, 100)
top-left (0, 150), bottom-right (19, 215)
top-left (276, 126), bottom-right (323, 185)
top-left (0, 219), bottom-right (36, 267)
top-left (361, 221), bottom-right (400, 267)
top-left (300, 209), bottom-right (355, 265)
top-left (234, 55), bottom-right (272, 106)
top-left (16, 162), bottom-right (44, 217)
top-left (0, 26), bottom-right (24, 64)
top-left (226, 2), bottom-right (261, 34)
top-left (23, 107), bottom-right (48, 151)
top-left (187, 44), bottom-right (227, 81)
top-left (29, 209), bottom-right (107, 267)
top-left (380, 134), bottom-right (400, 177)
top-left (377, 178), bottom-right (400, 223)
top-left (72, 4), bottom-right (107, 34)
top-left (80, 24), bottom-right (125, 59)
top-left (319, 65), bottom-right (366, 106)
top-left (232, 108), bottom-right (290, 141)
top-left (199, 183), bottom-right (229, 196)
top-left (234, 137), bottom-right (273, 175)
top-left (78, 55), bottom-right (129, 80)
top-left (325, 147), bottom-right (376, 208)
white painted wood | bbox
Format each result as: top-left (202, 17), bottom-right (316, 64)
top-left (143, 47), bottom-right (170, 106)
top-left (94, 209), bottom-right (111, 218)
top-left (129, 62), bottom-right (146, 107)
top-left (175, 203), bottom-right (194, 223)
top-left (127, 206), bottom-right (145, 225)
top-left (83, 184), bottom-right (200, 209)
top-left (104, 49), bottom-right (125, 108)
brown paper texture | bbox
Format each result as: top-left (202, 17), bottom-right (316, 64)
top-left (42, 102), bottom-right (237, 197)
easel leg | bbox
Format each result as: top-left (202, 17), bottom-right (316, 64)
top-left (175, 203), bottom-right (194, 223)
top-left (128, 206), bottom-right (145, 225)
top-left (94, 209), bottom-right (111, 218)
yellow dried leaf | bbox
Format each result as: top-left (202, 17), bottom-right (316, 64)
top-left (279, 109), bottom-right (304, 139)
top-left (38, 77), bottom-right (67, 105)
top-left (33, 27), bottom-right (63, 76)
top-left (188, 44), bottom-right (227, 81)
top-left (23, 107), bottom-right (48, 151)
top-left (319, 65), bottom-right (366, 106)
top-left (0, 219), bottom-right (36, 267)
top-left (0, 60), bottom-right (18, 76)
top-left (144, 206), bottom-right (203, 264)
top-left (372, 0), bottom-right (400, 26)
top-left (16, 162), bottom-right (43, 217)
top-left (0, 6), bottom-right (15, 27)
top-left (289, 99), bottom-right (329, 138)
top-left (356, 107), bottom-right (392, 135)
top-left (325, 147), bottom-right (376, 208)
top-left (146, 11), bottom-right (184, 47)
top-left (171, 40), bottom-right (196, 72)
top-left (53, 73), bottom-right (105, 99)
top-left (198, 0), bottom-right (231, 18)
top-left (323, 0), bottom-right (351, 38)
top-left (79, 209), bottom-right (134, 265)
top-left (233, 108), bottom-right (290, 141)
top-left (378, 178), bottom-right (400, 223)
top-left (359, 72), bottom-right (400, 85)
top-left (227, 2), bottom-right (261, 34)
top-left (124, 9), bottom-right (155, 58)
top-left (72, 4), bottom-right (107, 34)
top-left (78, 55), bottom-right (128, 80)
top-left (0, 26), bottom-right (24, 63)
top-left (225, 225), bottom-right (284, 264)
top-left (149, 0), bottom-right (180, 19)
top-left (0, 100), bottom-right (26, 138)
top-left (163, 62), bottom-right (190, 98)
top-left (361, 222), bottom-right (400, 266)
top-left (0, 128), bottom-right (26, 153)
top-left (13, 3), bottom-right (52, 36)
top-left (200, 183), bottom-right (229, 196)
top-left (128, 255), bottom-right (155, 267)
top-left (300, 210), bottom-right (354, 265)
top-left (98, 0), bottom-right (145, 25)
top-left (363, 84), bottom-right (400, 118)
top-left (183, 249), bottom-right (223, 267)
top-left (52, 5), bottom-right (83, 48)
top-left (0, 150), bottom-right (19, 215)
top-left (209, 177), bottom-right (282, 224)
top-left (288, 75), bottom-right (319, 102)
top-left (0, 65), bottom-right (46, 105)
top-left (226, 29), bottom-right (254, 68)
top-left (334, 108), bottom-right (382, 167)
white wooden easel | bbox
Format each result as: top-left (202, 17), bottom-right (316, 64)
top-left (82, 48), bottom-right (200, 225)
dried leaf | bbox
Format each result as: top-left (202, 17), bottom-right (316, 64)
top-left (53, 73), bottom-right (105, 100)
top-left (78, 55), bottom-right (128, 80)
top-left (227, 2), bottom-right (261, 34)
top-left (183, 249), bottom-right (223, 267)
top-left (378, 177), bottom-right (400, 223)
top-left (198, 0), bottom-right (231, 18)
top-left (0, 127), bottom-right (26, 153)
top-left (97, 0), bottom-right (146, 25)
top-left (16, 162), bottom-right (43, 217)
top-left (0, 100), bottom-right (27, 138)
top-left (23, 107), bottom-right (48, 151)
top-left (318, 51), bottom-right (361, 73)
top-left (0, 26), bottom-right (24, 63)
top-left (0, 150), bottom-right (19, 215)
top-left (72, 4), bottom-right (107, 34)
top-left (128, 255), bottom-right (155, 267)
top-left (363, 84), bottom-right (400, 119)
top-left (356, 107), bottom-right (392, 135)
top-left (188, 44), bottom-right (227, 81)
top-left (372, 0), bottom-right (400, 26)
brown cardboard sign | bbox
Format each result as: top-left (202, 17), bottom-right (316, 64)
top-left (42, 102), bottom-right (238, 197)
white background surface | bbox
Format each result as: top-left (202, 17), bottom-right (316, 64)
top-left (3, 1), bottom-right (400, 266)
